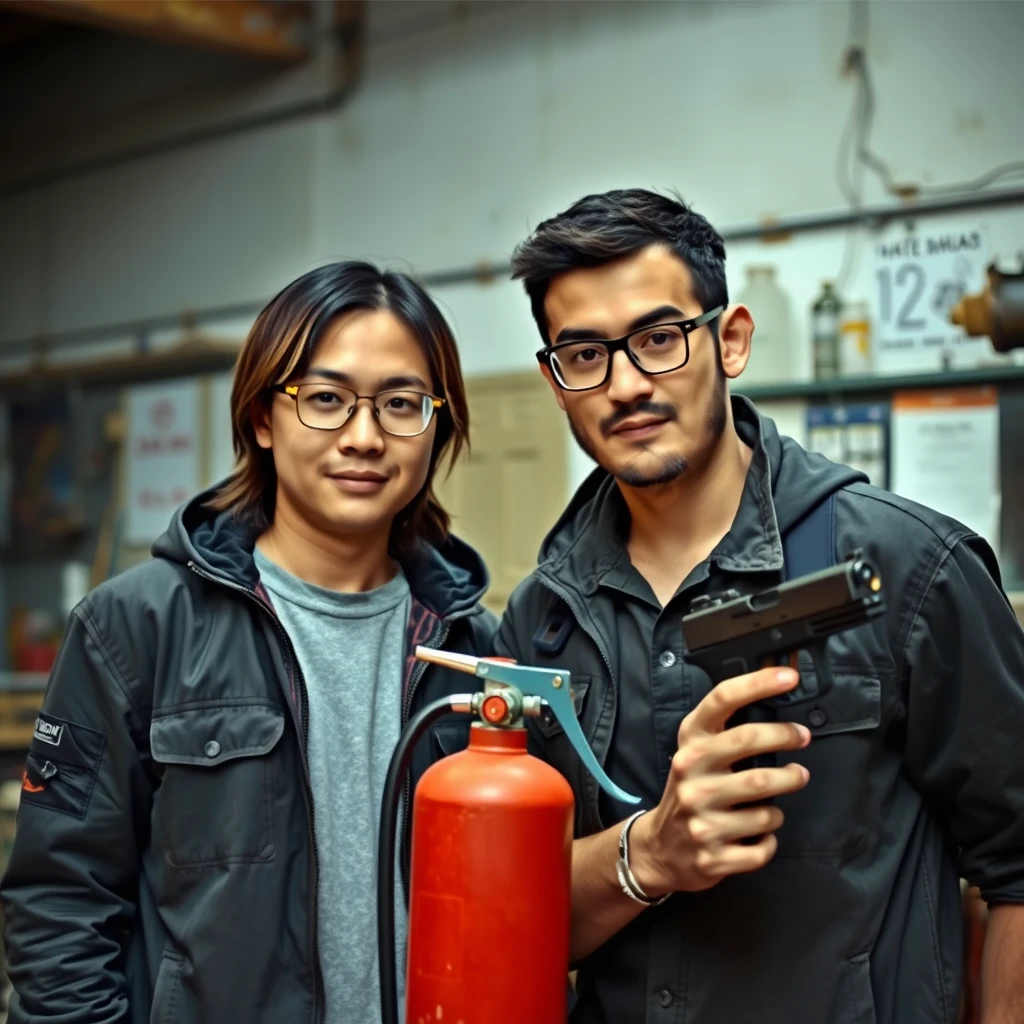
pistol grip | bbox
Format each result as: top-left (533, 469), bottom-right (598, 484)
top-left (808, 645), bottom-right (835, 699)
top-left (730, 653), bottom-right (788, 845)
top-left (731, 702), bottom-right (779, 775)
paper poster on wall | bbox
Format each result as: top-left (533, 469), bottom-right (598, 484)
top-left (125, 379), bottom-right (201, 545)
top-left (890, 387), bottom-right (1000, 550)
top-left (872, 226), bottom-right (991, 374)
top-left (8, 393), bottom-right (83, 552)
top-left (806, 403), bottom-right (889, 489)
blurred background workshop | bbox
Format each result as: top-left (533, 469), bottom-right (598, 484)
top-left (0, 0), bottom-right (1022, 1020)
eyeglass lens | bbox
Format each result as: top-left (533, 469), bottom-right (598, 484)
top-left (550, 323), bottom-right (689, 389)
top-left (293, 384), bottom-right (435, 435)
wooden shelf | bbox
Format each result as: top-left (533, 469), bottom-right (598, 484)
top-left (0, 338), bottom-right (240, 395)
top-left (0, 673), bottom-right (49, 691)
top-left (2, 0), bottom-right (311, 62)
top-left (736, 364), bottom-right (1024, 403)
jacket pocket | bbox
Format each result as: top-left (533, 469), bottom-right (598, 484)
top-left (772, 669), bottom-right (882, 859)
top-left (151, 702), bottom-right (285, 868)
top-left (841, 953), bottom-right (878, 1024)
top-left (149, 947), bottom-right (184, 1024)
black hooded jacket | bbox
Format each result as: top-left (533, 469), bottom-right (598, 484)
top-left (495, 396), bottom-right (1024, 1024)
top-left (0, 487), bottom-right (497, 1024)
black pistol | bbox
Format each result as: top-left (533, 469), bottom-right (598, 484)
top-left (680, 554), bottom-right (886, 832)
top-left (681, 554), bottom-right (886, 699)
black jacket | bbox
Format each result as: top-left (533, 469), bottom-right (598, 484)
top-left (495, 397), bottom-right (1024, 1024)
top-left (0, 487), bottom-right (497, 1024)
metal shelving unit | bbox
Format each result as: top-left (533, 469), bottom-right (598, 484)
top-left (735, 363), bottom-right (1024, 403)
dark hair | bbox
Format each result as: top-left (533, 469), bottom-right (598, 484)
top-left (510, 188), bottom-right (728, 343)
top-left (208, 260), bottom-right (469, 557)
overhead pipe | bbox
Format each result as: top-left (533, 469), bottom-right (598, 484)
top-left (3, 184), bottom-right (1023, 359)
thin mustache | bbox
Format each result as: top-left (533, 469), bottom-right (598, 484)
top-left (600, 402), bottom-right (678, 437)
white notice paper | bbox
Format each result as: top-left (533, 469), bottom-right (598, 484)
top-left (125, 379), bottom-right (201, 545)
top-left (890, 387), bottom-right (1000, 550)
top-left (872, 226), bottom-right (990, 374)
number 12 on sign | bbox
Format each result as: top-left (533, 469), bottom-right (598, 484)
top-left (871, 227), bottom-right (989, 374)
top-left (876, 263), bottom-right (927, 332)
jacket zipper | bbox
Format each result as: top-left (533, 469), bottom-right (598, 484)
top-left (187, 560), bottom-right (326, 1024)
top-left (398, 618), bottom-right (447, 902)
top-left (397, 606), bottom-right (479, 901)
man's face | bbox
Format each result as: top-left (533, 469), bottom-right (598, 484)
top-left (542, 244), bottom-right (742, 488)
top-left (254, 308), bottom-right (437, 539)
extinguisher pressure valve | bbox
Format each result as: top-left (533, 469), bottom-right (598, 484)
top-left (415, 646), bottom-right (640, 806)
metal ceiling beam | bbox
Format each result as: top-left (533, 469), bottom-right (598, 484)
top-left (0, 0), bottom-right (311, 61)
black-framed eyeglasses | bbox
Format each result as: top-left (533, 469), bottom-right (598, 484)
top-left (535, 307), bottom-right (724, 392)
top-left (272, 383), bottom-right (445, 437)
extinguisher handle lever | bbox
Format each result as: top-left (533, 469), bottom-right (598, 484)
top-left (413, 647), bottom-right (640, 806)
top-left (535, 676), bottom-right (642, 807)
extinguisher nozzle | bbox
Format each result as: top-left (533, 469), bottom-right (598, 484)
top-left (414, 645), bottom-right (481, 674)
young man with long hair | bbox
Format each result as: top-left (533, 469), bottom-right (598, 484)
top-left (1, 261), bottom-right (496, 1024)
top-left (496, 188), bottom-right (1024, 1024)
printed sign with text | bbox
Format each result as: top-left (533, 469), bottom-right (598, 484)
top-left (125, 380), bottom-right (201, 545)
top-left (872, 227), bottom-right (990, 374)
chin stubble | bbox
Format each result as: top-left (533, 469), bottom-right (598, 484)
top-left (567, 366), bottom-right (728, 489)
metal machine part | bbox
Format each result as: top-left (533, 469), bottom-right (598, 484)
top-left (951, 261), bottom-right (1024, 352)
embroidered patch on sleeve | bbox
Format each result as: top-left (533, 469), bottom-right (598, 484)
top-left (20, 714), bottom-right (106, 819)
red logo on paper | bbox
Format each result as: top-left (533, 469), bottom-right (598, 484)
top-left (150, 400), bottom-right (175, 430)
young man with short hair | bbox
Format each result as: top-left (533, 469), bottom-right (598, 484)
top-left (496, 188), bottom-right (1024, 1023)
top-left (1, 261), bottom-right (496, 1024)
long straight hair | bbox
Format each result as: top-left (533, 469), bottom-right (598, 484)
top-left (208, 261), bottom-right (469, 557)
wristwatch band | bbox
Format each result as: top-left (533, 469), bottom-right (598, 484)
top-left (616, 810), bottom-right (670, 907)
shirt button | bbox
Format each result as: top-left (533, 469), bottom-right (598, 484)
top-left (204, 740), bottom-right (221, 758)
top-left (658, 989), bottom-right (673, 1008)
top-left (658, 650), bottom-right (676, 669)
top-left (808, 708), bottom-right (827, 729)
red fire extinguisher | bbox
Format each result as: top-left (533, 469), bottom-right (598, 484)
top-left (378, 647), bottom-right (640, 1024)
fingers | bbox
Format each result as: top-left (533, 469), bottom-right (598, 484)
top-left (687, 805), bottom-right (786, 848)
top-left (671, 761), bottom-right (809, 818)
top-left (681, 667), bottom-right (801, 740)
top-left (693, 833), bottom-right (779, 881)
top-left (672, 720), bottom-right (810, 778)
top-left (706, 762), bottom-right (811, 810)
top-left (713, 721), bottom-right (811, 770)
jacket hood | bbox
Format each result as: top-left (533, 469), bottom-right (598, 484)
top-left (151, 482), bottom-right (491, 618)
top-left (537, 394), bottom-right (867, 570)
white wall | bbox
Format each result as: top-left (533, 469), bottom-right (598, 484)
top-left (2, 0), bottom-right (1023, 494)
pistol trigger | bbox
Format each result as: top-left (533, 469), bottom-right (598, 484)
top-left (809, 645), bottom-right (834, 699)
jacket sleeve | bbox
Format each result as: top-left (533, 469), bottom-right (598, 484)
top-left (1, 600), bottom-right (152, 1023)
top-left (902, 532), bottom-right (1024, 905)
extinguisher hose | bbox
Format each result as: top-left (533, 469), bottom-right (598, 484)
top-left (378, 695), bottom-right (467, 1024)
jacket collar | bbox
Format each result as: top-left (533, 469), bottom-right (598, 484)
top-left (538, 397), bottom-right (789, 598)
top-left (151, 483), bottom-right (491, 621)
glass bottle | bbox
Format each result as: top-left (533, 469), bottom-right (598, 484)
top-left (839, 299), bottom-right (872, 377)
top-left (812, 281), bottom-right (843, 380)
